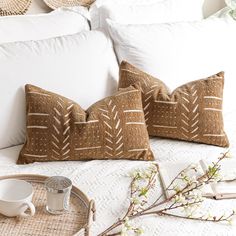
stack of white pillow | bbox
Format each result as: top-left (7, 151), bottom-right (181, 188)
top-left (0, 6), bottom-right (117, 150)
top-left (92, 0), bottom-right (236, 115)
top-left (0, 0), bottom-right (235, 151)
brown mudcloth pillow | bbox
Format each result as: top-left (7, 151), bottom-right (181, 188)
top-left (18, 84), bottom-right (154, 164)
top-left (119, 61), bottom-right (229, 147)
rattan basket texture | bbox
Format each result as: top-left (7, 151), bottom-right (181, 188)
top-left (43, 0), bottom-right (94, 9)
top-left (0, 174), bottom-right (95, 236)
top-left (0, 0), bottom-right (32, 16)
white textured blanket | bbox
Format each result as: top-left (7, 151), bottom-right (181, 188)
top-left (0, 111), bottom-right (236, 236)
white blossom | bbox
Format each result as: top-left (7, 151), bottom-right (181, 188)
top-left (129, 171), bottom-right (138, 178)
top-left (121, 225), bottom-right (128, 236)
top-left (225, 152), bottom-right (232, 158)
top-left (131, 197), bottom-right (141, 205)
top-left (174, 194), bottom-right (187, 204)
top-left (136, 226), bottom-right (145, 235)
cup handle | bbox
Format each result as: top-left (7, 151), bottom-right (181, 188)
top-left (19, 202), bottom-right (35, 218)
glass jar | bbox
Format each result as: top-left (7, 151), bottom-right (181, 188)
top-left (45, 176), bottom-right (72, 215)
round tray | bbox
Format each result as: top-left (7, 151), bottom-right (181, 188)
top-left (0, 174), bottom-right (95, 236)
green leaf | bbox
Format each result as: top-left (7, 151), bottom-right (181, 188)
top-left (139, 188), bottom-right (148, 197)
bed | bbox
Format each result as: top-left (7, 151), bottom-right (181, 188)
top-left (0, 109), bottom-right (235, 235)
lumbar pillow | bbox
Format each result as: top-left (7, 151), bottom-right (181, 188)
top-left (107, 17), bottom-right (236, 115)
top-left (90, 0), bottom-right (204, 29)
top-left (18, 84), bottom-right (154, 164)
top-left (0, 30), bottom-right (118, 150)
top-left (119, 62), bottom-right (229, 147)
top-left (0, 7), bottom-right (89, 44)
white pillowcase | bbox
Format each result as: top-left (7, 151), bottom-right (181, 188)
top-left (0, 7), bottom-right (90, 44)
top-left (90, 0), bottom-right (204, 29)
top-left (0, 30), bottom-right (118, 149)
top-left (107, 17), bottom-right (236, 114)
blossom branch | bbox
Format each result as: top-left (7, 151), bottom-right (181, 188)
top-left (98, 152), bottom-right (235, 236)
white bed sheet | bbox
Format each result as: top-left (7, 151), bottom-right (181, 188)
top-left (0, 111), bottom-right (236, 236)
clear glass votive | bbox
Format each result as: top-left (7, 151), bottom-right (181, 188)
top-left (45, 176), bottom-right (72, 215)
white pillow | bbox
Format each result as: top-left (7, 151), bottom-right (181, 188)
top-left (90, 0), bottom-right (204, 29)
top-left (107, 17), bottom-right (236, 115)
top-left (0, 7), bottom-right (90, 44)
top-left (0, 30), bottom-right (119, 149)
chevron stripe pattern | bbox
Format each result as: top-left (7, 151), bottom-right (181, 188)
top-left (119, 61), bottom-right (229, 147)
top-left (51, 97), bottom-right (74, 161)
top-left (18, 85), bottom-right (153, 164)
top-left (179, 84), bottom-right (200, 141)
top-left (101, 99), bottom-right (124, 158)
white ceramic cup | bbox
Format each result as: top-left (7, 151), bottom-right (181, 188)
top-left (0, 179), bottom-right (35, 217)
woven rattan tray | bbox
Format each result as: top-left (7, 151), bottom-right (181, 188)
top-left (0, 174), bottom-right (95, 236)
